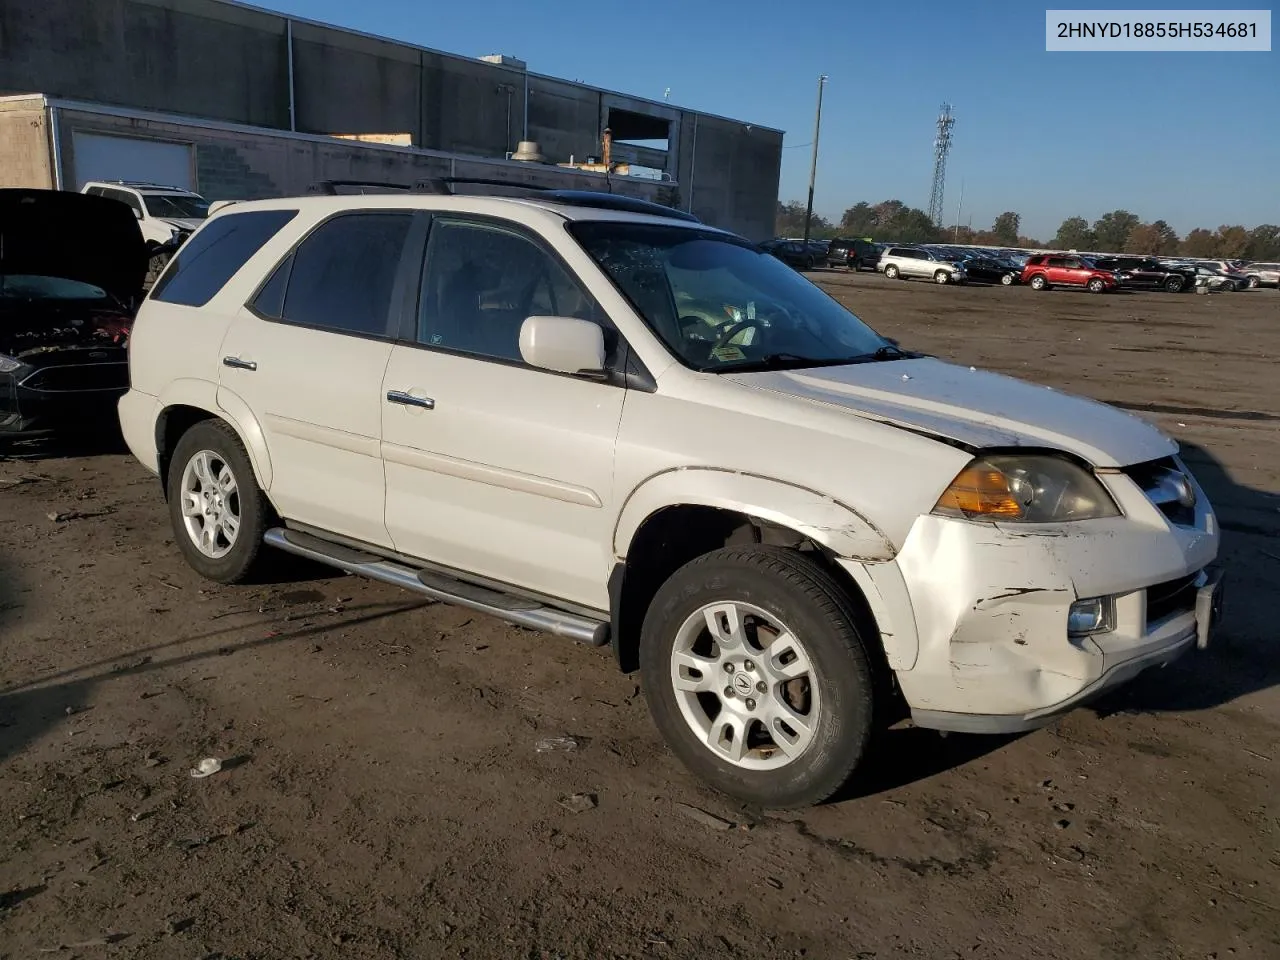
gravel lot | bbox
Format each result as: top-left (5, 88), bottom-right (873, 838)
top-left (2, 274), bottom-right (1277, 959)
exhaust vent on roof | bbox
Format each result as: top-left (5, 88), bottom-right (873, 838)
top-left (510, 141), bottom-right (546, 162)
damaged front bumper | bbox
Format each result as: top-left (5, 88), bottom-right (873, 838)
top-left (842, 461), bottom-right (1222, 734)
top-left (1, 359), bottom-right (130, 439)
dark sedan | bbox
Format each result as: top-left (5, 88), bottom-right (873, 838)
top-left (1, 189), bottom-right (145, 441)
top-left (1092, 257), bottom-right (1195, 293)
top-left (959, 256), bottom-right (1022, 285)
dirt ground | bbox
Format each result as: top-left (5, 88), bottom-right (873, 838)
top-left (2, 274), bottom-right (1277, 960)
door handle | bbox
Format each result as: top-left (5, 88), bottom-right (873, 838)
top-left (222, 356), bottom-right (257, 371)
top-left (386, 390), bottom-right (435, 410)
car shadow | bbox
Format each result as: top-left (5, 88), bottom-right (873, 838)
top-left (1092, 439), bottom-right (1280, 716)
top-left (0, 423), bottom-right (129, 461)
top-left (829, 727), bottom-right (1019, 803)
top-left (0, 599), bottom-right (431, 765)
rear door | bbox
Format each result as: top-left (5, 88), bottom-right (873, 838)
top-left (216, 209), bottom-right (418, 547)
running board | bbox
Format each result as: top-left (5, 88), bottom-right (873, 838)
top-left (263, 527), bottom-right (609, 645)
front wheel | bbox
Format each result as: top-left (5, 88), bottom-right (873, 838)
top-left (167, 419), bottom-right (272, 583)
top-left (1164, 275), bottom-right (1185, 293)
top-left (1001, 273), bottom-right (1015, 286)
top-left (884, 264), bottom-right (900, 279)
top-left (640, 547), bottom-right (878, 808)
top-left (1087, 277), bottom-right (1107, 294)
top-left (934, 270), bottom-right (951, 284)
top-left (1029, 274), bottom-right (1049, 290)
top-left (1246, 275), bottom-right (1260, 289)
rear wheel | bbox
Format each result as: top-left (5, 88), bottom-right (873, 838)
top-left (1087, 277), bottom-right (1106, 294)
top-left (1001, 273), bottom-right (1015, 285)
top-left (167, 419), bottom-right (271, 583)
top-left (1029, 274), bottom-right (1049, 291)
top-left (1246, 275), bottom-right (1260, 289)
top-left (884, 264), bottom-right (900, 280)
top-left (1164, 275), bottom-right (1185, 293)
top-left (640, 546), bottom-right (878, 808)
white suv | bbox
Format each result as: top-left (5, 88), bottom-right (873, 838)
top-left (878, 246), bottom-right (968, 284)
top-left (118, 189), bottom-right (1224, 807)
top-left (81, 181), bottom-right (211, 279)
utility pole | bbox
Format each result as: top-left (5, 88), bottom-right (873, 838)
top-left (803, 74), bottom-right (828, 247)
top-left (953, 180), bottom-right (964, 243)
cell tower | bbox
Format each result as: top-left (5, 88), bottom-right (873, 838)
top-left (927, 103), bottom-right (955, 227)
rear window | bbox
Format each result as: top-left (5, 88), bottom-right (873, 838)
top-left (151, 209), bottom-right (298, 308)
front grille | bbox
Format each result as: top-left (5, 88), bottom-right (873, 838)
top-left (20, 362), bottom-right (129, 393)
top-left (1124, 456), bottom-right (1196, 527)
top-left (1146, 573), bottom-right (1198, 627)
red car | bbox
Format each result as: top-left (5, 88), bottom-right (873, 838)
top-left (1021, 254), bottom-right (1118, 293)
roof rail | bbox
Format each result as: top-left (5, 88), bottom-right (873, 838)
top-left (94, 179), bottom-right (192, 191)
top-left (307, 179), bottom-right (414, 195)
top-left (414, 177), bottom-right (699, 222)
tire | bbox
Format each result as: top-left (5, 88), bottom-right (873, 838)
top-left (1001, 273), bottom-right (1015, 286)
top-left (145, 249), bottom-right (171, 287)
top-left (639, 546), bottom-right (878, 808)
top-left (1029, 274), bottom-right (1049, 290)
top-left (934, 270), bottom-right (951, 284)
top-left (1087, 277), bottom-right (1106, 294)
top-left (1164, 275), bottom-right (1185, 293)
top-left (167, 419), bottom-right (272, 584)
top-left (1246, 275), bottom-right (1260, 289)
top-left (884, 264), bottom-right (900, 280)
top-left (804, 257), bottom-right (815, 271)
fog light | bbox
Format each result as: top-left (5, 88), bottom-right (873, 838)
top-left (1068, 597), bottom-right (1114, 636)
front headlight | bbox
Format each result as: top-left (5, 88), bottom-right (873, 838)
top-left (0, 355), bottom-right (24, 374)
top-left (933, 455), bottom-right (1120, 523)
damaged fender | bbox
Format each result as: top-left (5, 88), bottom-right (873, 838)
top-left (613, 467), bottom-right (896, 562)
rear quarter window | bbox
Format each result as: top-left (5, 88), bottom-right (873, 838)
top-left (151, 209), bottom-right (298, 307)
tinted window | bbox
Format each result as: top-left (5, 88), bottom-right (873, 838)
top-left (1047, 257), bottom-right (1069, 268)
top-left (250, 254), bottom-right (292, 318)
top-left (279, 213), bottom-right (412, 337)
top-left (104, 188), bottom-right (143, 217)
top-left (151, 209), bottom-right (297, 307)
top-left (418, 219), bottom-right (601, 363)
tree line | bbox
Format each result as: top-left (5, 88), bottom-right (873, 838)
top-left (776, 199), bottom-right (1280, 260)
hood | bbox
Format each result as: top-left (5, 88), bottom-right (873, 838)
top-left (159, 217), bottom-right (203, 233)
top-left (0, 189), bottom-right (147, 302)
top-left (728, 356), bottom-right (1177, 468)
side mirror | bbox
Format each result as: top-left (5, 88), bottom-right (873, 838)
top-left (519, 315), bottom-right (606, 377)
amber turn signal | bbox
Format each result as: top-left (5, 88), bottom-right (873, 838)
top-left (934, 463), bottom-right (1025, 519)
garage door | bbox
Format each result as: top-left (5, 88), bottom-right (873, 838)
top-left (71, 133), bottom-right (194, 191)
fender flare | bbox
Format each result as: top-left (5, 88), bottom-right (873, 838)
top-left (613, 467), bottom-right (896, 563)
top-left (155, 379), bottom-right (273, 489)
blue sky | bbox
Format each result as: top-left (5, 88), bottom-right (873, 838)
top-left (256, 0), bottom-right (1276, 239)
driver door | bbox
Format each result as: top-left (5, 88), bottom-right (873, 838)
top-left (379, 216), bottom-right (625, 610)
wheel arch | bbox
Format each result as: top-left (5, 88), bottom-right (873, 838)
top-left (155, 382), bottom-right (273, 494)
top-left (608, 470), bottom-right (897, 675)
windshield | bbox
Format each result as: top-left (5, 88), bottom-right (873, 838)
top-left (143, 194), bottom-right (210, 219)
top-left (0, 275), bottom-right (111, 301)
top-left (570, 222), bottom-right (889, 372)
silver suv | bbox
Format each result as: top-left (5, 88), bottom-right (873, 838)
top-left (878, 246), bottom-right (967, 284)
top-left (1243, 262), bottom-right (1280, 288)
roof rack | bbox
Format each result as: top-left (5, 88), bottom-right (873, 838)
top-left (95, 179), bottom-right (193, 191)
top-left (307, 179), bottom-right (414, 195)
top-left (414, 177), bottom-right (700, 223)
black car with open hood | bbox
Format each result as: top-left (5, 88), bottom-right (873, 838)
top-left (1, 189), bottom-right (146, 440)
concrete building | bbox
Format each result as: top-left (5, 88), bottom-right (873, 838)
top-left (0, 0), bottom-right (783, 238)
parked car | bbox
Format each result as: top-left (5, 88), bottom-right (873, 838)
top-left (82, 180), bottom-right (210, 283)
top-left (957, 255), bottom-right (1021, 286)
top-left (761, 239), bottom-right (820, 270)
top-left (1192, 266), bottom-right (1243, 293)
top-left (1021, 255), bottom-right (1118, 293)
top-left (1, 188), bottom-right (144, 440)
top-left (827, 237), bottom-right (880, 271)
top-left (120, 189), bottom-right (1223, 808)
top-left (878, 246), bottom-right (968, 284)
top-left (1241, 262), bottom-right (1280, 288)
top-left (1092, 257), bottom-right (1195, 293)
